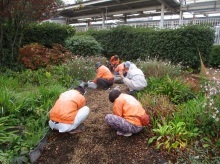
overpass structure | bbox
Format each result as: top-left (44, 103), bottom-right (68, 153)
top-left (57, 0), bottom-right (181, 26)
top-left (56, 0), bottom-right (220, 26)
top-left (54, 0), bottom-right (220, 44)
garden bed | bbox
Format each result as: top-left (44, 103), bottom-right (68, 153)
top-left (35, 83), bottom-right (176, 163)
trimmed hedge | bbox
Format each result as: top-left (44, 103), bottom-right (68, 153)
top-left (22, 22), bottom-right (76, 47)
top-left (85, 25), bottom-right (215, 69)
top-left (210, 45), bottom-right (220, 67)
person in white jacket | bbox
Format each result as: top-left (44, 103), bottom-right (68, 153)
top-left (122, 61), bottom-right (147, 94)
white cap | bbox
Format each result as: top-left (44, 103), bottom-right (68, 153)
top-left (124, 61), bottom-right (131, 68)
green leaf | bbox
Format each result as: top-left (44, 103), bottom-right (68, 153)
top-left (148, 136), bottom-right (157, 145)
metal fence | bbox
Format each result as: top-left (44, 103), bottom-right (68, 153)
top-left (75, 18), bottom-right (220, 45)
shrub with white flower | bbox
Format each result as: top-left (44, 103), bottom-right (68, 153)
top-left (201, 78), bottom-right (220, 127)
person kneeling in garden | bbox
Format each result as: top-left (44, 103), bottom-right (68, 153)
top-left (105, 89), bottom-right (150, 137)
top-left (122, 61), bottom-right (147, 95)
top-left (107, 55), bottom-right (120, 72)
top-left (91, 62), bottom-right (114, 90)
top-left (49, 86), bottom-right (90, 134)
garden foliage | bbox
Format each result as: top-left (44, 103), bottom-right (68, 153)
top-left (0, 0), bottom-right (57, 68)
top-left (0, 58), bottom-right (220, 163)
top-left (210, 45), bottom-right (220, 67)
top-left (22, 22), bottom-right (76, 47)
top-left (65, 35), bottom-right (103, 56)
top-left (18, 43), bottom-right (73, 70)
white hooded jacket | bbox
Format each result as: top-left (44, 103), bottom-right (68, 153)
top-left (125, 67), bottom-right (147, 91)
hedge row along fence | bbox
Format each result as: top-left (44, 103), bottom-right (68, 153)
top-left (1, 22), bottom-right (216, 70)
top-left (84, 25), bottom-right (215, 69)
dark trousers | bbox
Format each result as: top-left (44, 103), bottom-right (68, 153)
top-left (97, 78), bottom-right (113, 89)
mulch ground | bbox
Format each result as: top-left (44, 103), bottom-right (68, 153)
top-left (35, 83), bottom-right (176, 164)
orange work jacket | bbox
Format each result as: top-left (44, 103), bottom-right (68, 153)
top-left (114, 63), bottom-right (128, 76)
top-left (112, 93), bottom-right (146, 126)
top-left (110, 56), bottom-right (120, 66)
top-left (49, 90), bottom-right (86, 124)
top-left (93, 65), bottom-right (114, 83)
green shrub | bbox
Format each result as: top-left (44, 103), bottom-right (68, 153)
top-left (210, 45), bottom-right (220, 67)
top-left (65, 35), bottom-right (103, 56)
top-left (22, 22), bottom-right (75, 47)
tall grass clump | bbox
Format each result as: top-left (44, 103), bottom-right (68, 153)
top-left (145, 75), bottom-right (196, 104)
top-left (0, 68), bottom-right (68, 163)
top-left (65, 56), bottom-right (107, 82)
top-left (136, 59), bottom-right (183, 78)
top-left (174, 95), bottom-right (206, 132)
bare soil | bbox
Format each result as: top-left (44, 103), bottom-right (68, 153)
top-left (35, 83), bottom-right (176, 164)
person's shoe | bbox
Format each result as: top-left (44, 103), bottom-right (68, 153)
top-left (116, 131), bottom-right (132, 137)
top-left (113, 85), bottom-right (121, 91)
top-left (103, 87), bottom-right (110, 90)
top-left (69, 124), bottom-right (85, 134)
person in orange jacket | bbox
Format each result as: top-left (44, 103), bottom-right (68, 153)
top-left (49, 86), bottom-right (90, 134)
top-left (108, 55), bottom-right (120, 72)
top-left (92, 62), bottom-right (114, 90)
top-left (113, 62), bottom-right (128, 76)
top-left (113, 61), bottom-right (137, 84)
top-left (105, 89), bottom-right (150, 137)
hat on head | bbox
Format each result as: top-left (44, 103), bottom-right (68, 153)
top-left (114, 55), bottom-right (119, 60)
top-left (95, 62), bottom-right (102, 69)
top-left (124, 61), bottom-right (131, 68)
top-left (74, 86), bottom-right (85, 95)
top-left (109, 89), bottom-right (121, 103)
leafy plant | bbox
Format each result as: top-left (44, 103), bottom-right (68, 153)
top-left (0, 117), bottom-right (20, 147)
top-left (23, 22), bottom-right (76, 47)
top-left (174, 96), bottom-right (207, 132)
top-left (148, 121), bottom-right (199, 152)
top-left (137, 92), bottom-right (176, 119)
top-left (210, 45), bottom-right (220, 67)
top-left (146, 75), bottom-right (196, 104)
top-left (19, 43), bottom-right (72, 70)
top-left (65, 35), bottom-right (103, 56)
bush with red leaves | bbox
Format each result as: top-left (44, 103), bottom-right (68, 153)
top-left (19, 43), bottom-right (73, 70)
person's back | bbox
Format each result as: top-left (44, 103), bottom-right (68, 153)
top-left (129, 63), bottom-right (137, 69)
top-left (114, 62), bottom-right (126, 76)
top-left (123, 66), bottom-right (147, 92)
top-left (49, 86), bottom-right (90, 133)
top-left (113, 93), bottom-right (145, 126)
top-left (50, 90), bottom-right (85, 124)
top-left (105, 89), bottom-right (149, 137)
top-left (93, 65), bottom-right (114, 83)
top-left (92, 62), bottom-right (114, 90)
